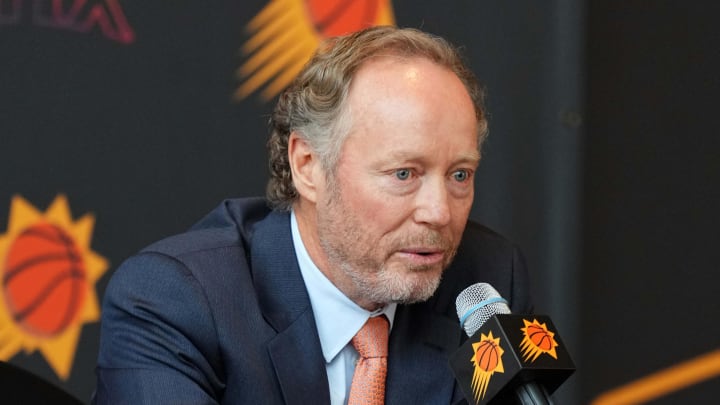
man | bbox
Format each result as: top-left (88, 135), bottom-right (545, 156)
top-left (94, 26), bottom-right (532, 404)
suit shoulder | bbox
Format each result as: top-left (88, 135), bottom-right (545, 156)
top-left (460, 220), bottom-right (517, 253)
top-left (105, 198), bottom-right (273, 316)
top-left (141, 197), bottom-right (272, 259)
top-left (452, 220), bottom-right (519, 275)
top-left (142, 226), bottom-right (241, 259)
top-left (453, 220), bottom-right (532, 313)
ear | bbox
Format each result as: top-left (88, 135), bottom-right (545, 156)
top-left (288, 131), bottom-right (323, 204)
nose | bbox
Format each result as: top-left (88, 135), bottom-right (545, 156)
top-left (413, 177), bottom-right (452, 228)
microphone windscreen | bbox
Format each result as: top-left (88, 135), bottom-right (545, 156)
top-left (455, 282), bottom-right (511, 336)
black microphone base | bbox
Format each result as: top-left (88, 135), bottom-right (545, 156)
top-left (487, 381), bottom-right (553, 405)
top-left (514, 381), bottom-right (553, 405)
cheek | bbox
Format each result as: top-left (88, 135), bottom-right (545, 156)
top-left (342, 182), bottom-right (409, 231)
top-left (450, 198), bottom-right (474, 231)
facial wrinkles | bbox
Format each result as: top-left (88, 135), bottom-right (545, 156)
top-left (317, 179), bottom-right (459, 308)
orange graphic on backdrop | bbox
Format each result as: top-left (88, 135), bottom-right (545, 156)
top-left (470, 331), bottom-right (505, 403)
top-left (519, 318), bottom-right (559, 362)
top-left (236, 0), bottom-right (395, 101)
top-left (0, 195), bottom-right (108, 379)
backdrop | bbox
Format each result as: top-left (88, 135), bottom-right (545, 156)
top-left (0, 1), bottom-right (717, 403)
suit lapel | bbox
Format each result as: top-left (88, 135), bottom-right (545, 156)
top-left (267, 311), bottom-right (330, 405)
top-left (250, 211), bottom-right (330, 405)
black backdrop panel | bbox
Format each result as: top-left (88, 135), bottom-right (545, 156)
top-left (6, 1), bottom-right (575, 402)
top-left (4, 1), bottom-right (717, 403)
top-left (583, 1), bottom-right (720, 403)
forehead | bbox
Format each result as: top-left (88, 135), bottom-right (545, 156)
top-left (339, 56), bottom-right (479, 161)
top-left (347, 56), bottom-right (474, 117)
top-left (350, 55), bottom-right (459, 93)
top-left (350, 57), bottom-right (475, 122)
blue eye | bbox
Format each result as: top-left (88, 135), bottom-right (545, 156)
top-left (453, 170), bottom-right (469, 182)
top-left (395, 169), bottom-right (411, 180)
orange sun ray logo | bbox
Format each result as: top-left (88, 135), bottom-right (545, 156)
top-left (235, 0), bottom-right (395, 101)
top-left (0, 195), bottom-right (108, 380)
top-left (519, 318), bottom-right (559, 363)
top-left (470, 331), bottom-right (505, 402)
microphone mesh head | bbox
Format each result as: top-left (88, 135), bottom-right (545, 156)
top-left (455, 283), bottom-right (511, 336)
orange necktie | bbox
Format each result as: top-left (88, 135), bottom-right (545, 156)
top-left (348, 315), bottom-right (390, 405)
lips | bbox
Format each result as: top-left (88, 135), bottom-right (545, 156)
top-left (396, 247), bottom-right (446, 266)
top-left (402, 247), bottom-right (443, 255)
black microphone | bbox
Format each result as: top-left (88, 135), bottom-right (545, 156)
top-left (449, 283), bottom-right (575, 405)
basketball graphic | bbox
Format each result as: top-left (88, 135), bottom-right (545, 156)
top-left (525, 323), bottom-right (553, 351)
top-left (470, 331), bottom-right (505, 402)
top-left (519, 318), bottom-right (559, 362)
top-left (3, 223), bottom-right (87, 337)
top-left (474, 338), bottom-right (501, 372)
top-left (236, 0), bottom-right (395, 101)
top-left (0, 195), bottom-right (108, 380)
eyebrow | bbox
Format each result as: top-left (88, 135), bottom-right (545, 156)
top-left (457, 151), bottom-right (482, 166)
top-left (382, 150), bottom-right (481, 167)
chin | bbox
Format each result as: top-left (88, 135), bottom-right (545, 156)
top-left (350, 262), bottom-right (446, 306)
top-left (385, 271), bottom-right (444, 304)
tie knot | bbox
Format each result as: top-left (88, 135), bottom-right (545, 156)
top-left (352, 316), bottom-right (389, 358)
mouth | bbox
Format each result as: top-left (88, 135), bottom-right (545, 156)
top-left (396, 247), bottom-right (446, 265)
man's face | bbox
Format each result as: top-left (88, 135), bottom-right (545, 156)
top-left (313, 56), bottom-right (480, 310)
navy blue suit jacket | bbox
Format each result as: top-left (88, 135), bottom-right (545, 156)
top-left (94, 198), bottom-right (531, 404)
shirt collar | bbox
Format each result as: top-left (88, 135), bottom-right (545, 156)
top-left (290, 211), bottom-right (396, 363)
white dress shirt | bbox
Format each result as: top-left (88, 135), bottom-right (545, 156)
top-left (290, 211), bottom-right (396, 405)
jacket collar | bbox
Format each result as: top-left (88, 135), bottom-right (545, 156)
top-left (250, 210), bottom-right (331, 405)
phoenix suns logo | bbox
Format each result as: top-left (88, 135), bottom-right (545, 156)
top-left (0, 195), bottom-right (108, 379)
top-left (236, 0), bottom-right (395, 101)
top-left (0, 0), bottom-right (135, 44)
top-left (469, 331), bottom-right (505, 402)
top-left (519, 318), bottom-right (559, 362)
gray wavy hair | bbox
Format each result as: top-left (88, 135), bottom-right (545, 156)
top-left (266, 26), bottom-right (488, 211)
